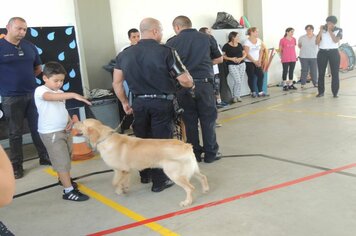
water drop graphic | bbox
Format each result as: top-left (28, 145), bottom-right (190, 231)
top-left (69, 69), bottom-right (76, 78)
top-left (69, 40), bottom-right (76, 49)
top-left (58, 52), bottom-right (65, 61)
top-left (30, 28), bottom-right (38, 37)
top-left (63, 82), bottom-right (70, 91)
top-left (47, 32), bottom-right (55, 41)
top-left (36, 46), bottom-right (43, 55)
top-left (65, 27), bottom-right (73, 35)
top-left (36, 77), bottom-right (42, 85)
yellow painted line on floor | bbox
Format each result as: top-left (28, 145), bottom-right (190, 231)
top-left (218, 94), bottom-right (315, 124)
top-left (219, 107), bottom-right (267, 123)
top-left (269, 108), bottom-right (356, 119)
top-left (337, 114), bottom-right (356, 119)
top-left (44, 168), bottom-right (178, 236)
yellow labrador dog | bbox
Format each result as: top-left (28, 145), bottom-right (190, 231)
top-left (73, 119), bottom-right (209, 207)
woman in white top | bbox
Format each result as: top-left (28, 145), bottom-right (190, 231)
top-left (316, 15), bottom-right (343, 98)
top-left (243, 27), bottom-right (265, 97)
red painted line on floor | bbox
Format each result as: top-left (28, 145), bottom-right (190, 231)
top-left (87, 162), bottom-right (356, 236)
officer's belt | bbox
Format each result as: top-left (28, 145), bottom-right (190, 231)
top-left (135, 94), bottom-right (175, 100)
top-left (193, 78), bottom-right (213, 83)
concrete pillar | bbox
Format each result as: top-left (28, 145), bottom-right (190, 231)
top-left (73, 0), bottom-right (116, 93)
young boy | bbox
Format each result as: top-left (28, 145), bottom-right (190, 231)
top-left (34, 61), bottom-right (91, 202)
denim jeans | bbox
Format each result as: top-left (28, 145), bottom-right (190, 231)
top-left (299, 58), bottom-right (318, 86)
top-left (245, 62), bottom-right (264, 93)
top-left (2, 94), bottom-right (47, 168)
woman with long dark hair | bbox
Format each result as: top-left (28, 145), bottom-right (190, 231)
top-left (279, 27), bottom-right (297, 91)
top-left (222, 31), bottom-right (246, 102)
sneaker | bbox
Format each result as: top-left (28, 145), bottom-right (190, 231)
top-left (216, 122), bottom-right (222, 128)
top-left (288, 84), bottom-right (297, 90)
top-left (63, 189), bottom-right (89, 201)
top-left (251, 92), bottom-right (257, 98)
top-left (316, 93), bottom-right (324, 98)
top-left (204, 155), bottom-right (221, 163)
top-left (232, 97), bottom-right (238, 103)
top-left (216, 101), bottom-right (229, 109)
top-left (258, 92), bottom-right (265, 97)
top-left (237, 97), bottom-right (242, 102)
top-left (58, 178), bottom-right (78, 189)
top-left (220, 101), bottom-right (229, 106)
top-left (283, 85), bottom-right (289, 91)
top-left (14, 166), bottom-right (24, 179)
top-left (0, 221), bottom-right (15, 236)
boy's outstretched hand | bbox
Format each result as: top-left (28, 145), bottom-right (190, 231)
top-left (73, 93), bottom-right (92, 106)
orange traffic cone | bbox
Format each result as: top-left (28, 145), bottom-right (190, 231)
top-left (71, 115), bottom-right (94, 161)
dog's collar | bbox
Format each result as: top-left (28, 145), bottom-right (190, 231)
top-left (94, 131), bottom-right (116, 149)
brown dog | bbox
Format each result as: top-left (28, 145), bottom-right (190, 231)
top-left (73, 118), bottom-right (209, 207)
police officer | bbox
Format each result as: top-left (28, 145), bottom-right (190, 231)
top-left (0, 17), bottom-right (51, 179)
top-left (166, 15), bottom-right (223, 163)
top-left (113, 17), bottom-right (194, 192)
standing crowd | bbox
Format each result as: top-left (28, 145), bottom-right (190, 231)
top-left (0, 14), bottom-right (343, 233)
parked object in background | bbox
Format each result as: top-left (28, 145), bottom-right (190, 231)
top-left (212, 12), bottom-right (240, 29)
top-left (339, 43), bottom-right (355, 72)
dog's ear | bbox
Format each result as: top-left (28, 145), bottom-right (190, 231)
top-left (87, 127), bottom-right (100, 147)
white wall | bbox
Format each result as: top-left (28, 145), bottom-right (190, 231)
top-left (0, 0), bottom-right (76, 26)
top-left (340, 0), bottom-right (356, 45)
top-left (261, 0), bottom-right (329, 85)
top-left (110, 0), bottom-right (244, 52)
top-left (1, 0), bottom-right (353, 88)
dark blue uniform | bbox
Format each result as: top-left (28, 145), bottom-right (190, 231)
top-left (166, 29), bottom-right (222, 163)
top-left (0, 38), bottom-right (48, 173)
top-left (115, 39), bottom-right (179, 188)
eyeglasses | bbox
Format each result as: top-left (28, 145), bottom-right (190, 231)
top-left (15, 45), bottom-right (24, 57)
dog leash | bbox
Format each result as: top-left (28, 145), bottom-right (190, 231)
top-left (113, 115), bottom-right (127, 133)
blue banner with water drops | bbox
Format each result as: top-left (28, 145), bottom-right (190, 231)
top-left (1, 26), bottom-right (82, 108)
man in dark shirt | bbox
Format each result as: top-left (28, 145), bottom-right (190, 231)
top-left (166, 15), bottom-right (223, 163)
top-left (113, 17), bottom-right (194, 192)
top-left (0, 17), bottom-right (50, 179)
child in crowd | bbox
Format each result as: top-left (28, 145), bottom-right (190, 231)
top-left (34, 61), bottom-right (92, 202)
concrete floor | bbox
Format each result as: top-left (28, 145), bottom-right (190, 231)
top-left (1, 71), bottom-right (356, 236)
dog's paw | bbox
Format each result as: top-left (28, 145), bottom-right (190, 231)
top-left (122, 187), bottom-right (129, 194)
top-left (115, 188), bottom-right (123, 195)
top-left (202, 186), bottom-right (209, 193)
top-left (179, 200), bottom-right (192, 207)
